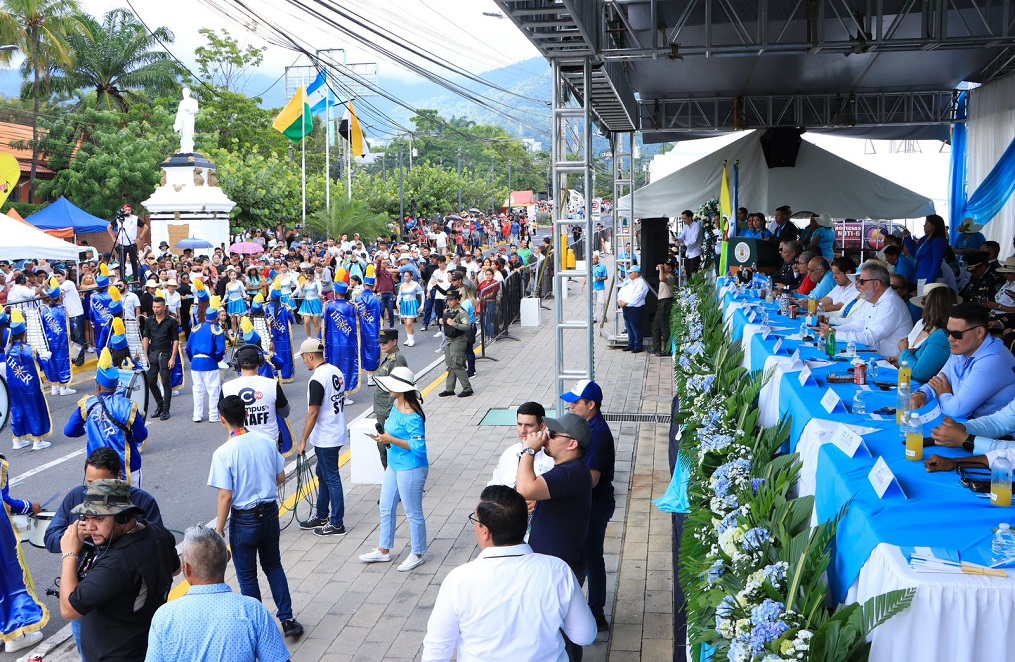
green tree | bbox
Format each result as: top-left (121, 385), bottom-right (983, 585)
top-left (0, 0), bottom-right (89, 200)
top-left (194, 88), bottom-right (290, 156)
top-left (194, 27), bottom-right (265, 93)
top-left (207, 146), bottom-right (325, 232)
top-left (48, 8), bottom-right (182, 111)
top-left (305, 195), bottom-right (391, 244)
top-left (35, 103), bottom-right (175, 218)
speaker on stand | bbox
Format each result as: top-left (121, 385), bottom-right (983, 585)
top-left (638, 217), bottom-right (672, 336)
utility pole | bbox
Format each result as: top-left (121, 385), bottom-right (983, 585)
top-left (490, 156), bottom-right (496, 216)
top-left (398, 144), bottom-right (405, 223)
top-left (507, 161), bottom-right (512, 208)
top-left (457, 147), bottom-right (463, 212)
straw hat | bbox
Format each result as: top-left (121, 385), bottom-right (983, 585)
top-left (996, 257), bottom-right (1015, 274)
top-left (373, 366), bottom-right (419, 396)
top-left (910, 282), bottom-right (962, 308)
top-left (959, 218), bottom-right (984, 233)
top-left (814, 212), bottom-right (834, 228)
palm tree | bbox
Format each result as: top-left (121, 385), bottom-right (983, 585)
top-left (49, 8), bottom-right (182, 111)
top-left (0, 0), bottom-right (87, 201)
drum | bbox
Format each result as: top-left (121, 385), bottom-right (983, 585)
top-left (117, 369), bottom-right (149, 421)
top-left (0, 374), bottom-right (9, 434)
top-left (28, 512), bottom-right (55, 548)
top-left (12, 514), bottom-right (29, 543)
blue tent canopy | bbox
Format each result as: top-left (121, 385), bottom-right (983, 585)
top-left (25, 196), bottom-right (110, 234)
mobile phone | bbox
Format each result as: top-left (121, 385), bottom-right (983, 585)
top-left (873, 406), bottom-right (896, 416)
top-left (365, 432), bottom-right (378, 440)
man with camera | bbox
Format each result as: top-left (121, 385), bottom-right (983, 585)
top-left (58, 479), bottom-right (179, 662)
top-left (437, 289), bottom-right (473, 398)
top-left (108, 203), bottom-right (148, 283)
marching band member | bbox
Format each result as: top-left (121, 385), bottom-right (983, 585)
top-left (40, 277), bottom-right (75, 396)
top-left (186, 296), bottom-right (227, 423)
top-left (7, 310), bottom-right (53, 451)
top-left (324, 269), bottom-right (361, 396)
top-left (266, 279), bottom-right (296, 383)
top-left (357, 265), bottom-right (383, 385)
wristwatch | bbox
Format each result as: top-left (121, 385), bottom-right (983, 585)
top-left (962, 434), bottom-right (975, 453)
top-left (519, 447), bottom-right (537, 458)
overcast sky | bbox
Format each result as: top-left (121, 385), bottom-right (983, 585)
top-left (79, 0), bottom-right (540, 84)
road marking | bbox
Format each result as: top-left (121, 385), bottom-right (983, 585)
top-left (9, 449), bottom-right (86, 487)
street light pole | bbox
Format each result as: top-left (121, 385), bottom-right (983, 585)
top-left (457, 147), bottom-right (463, 212)
top-left (490, 156), bottom-right (495, 216)
top-left (399, 144), bottom-right (405, 223)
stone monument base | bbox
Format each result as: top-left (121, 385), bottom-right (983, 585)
top-left (142, 152), bottom-right (236, 256)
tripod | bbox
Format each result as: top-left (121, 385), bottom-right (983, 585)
top-left (111, 219), bottom-right (138, 283)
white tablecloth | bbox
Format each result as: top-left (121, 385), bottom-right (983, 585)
top-left (757, 355), bottom-right (796, 429)
top-left (847, 543), bottom-right (1015, 662)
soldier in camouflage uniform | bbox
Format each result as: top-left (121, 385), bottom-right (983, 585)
top-left (437, 289), bottom-right (474, 398)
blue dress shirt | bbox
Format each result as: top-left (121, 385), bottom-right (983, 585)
top-left (893, 255), bottom-right (916, 285)
top-left (144, 584), bottom-right (290, 662)
top-left (809, 272), bottom-right (837, 302)
top-left (916, 335), bottom-right (1015, 418)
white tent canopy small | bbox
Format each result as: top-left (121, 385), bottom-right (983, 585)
top-left (621, 131), bottom-right (935, 220)
top-left (0, 211), bottom-right (81, 261)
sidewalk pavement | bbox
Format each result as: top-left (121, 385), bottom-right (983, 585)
top-left (42, 275), bottom-right (675, 662)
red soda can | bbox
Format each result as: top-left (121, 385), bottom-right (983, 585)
top-left (788, 305), bottom-right (798, 320)
top-left (854, 361), bottom-right (867, 385)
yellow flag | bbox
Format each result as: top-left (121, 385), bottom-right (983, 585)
top-left (718, 161), bottom-right (733, 274)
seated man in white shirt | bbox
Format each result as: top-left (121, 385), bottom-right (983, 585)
top-left (488, 402), bottom-right (554, 487)
top-left (910, 302), bottom-right (1015, 418)
top-left (422, 485), bottom-right (596, 662)
top-left (820, 261), bottom-right (912, 358)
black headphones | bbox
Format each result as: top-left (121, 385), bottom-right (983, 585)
top-left (231, 343), bottom-right (265, 371)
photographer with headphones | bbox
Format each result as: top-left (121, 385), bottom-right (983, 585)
top-left (220, 343), bottom-right (291, 447)
top-left (108, 203), bottom-right (148, 283)
top-left (58, 479), bottom-right (179, 662)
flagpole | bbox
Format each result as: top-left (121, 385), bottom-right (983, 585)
top-left (301, 108), bottom-right (307, 227)
top-left (324, 77), bottom-right (330, 217)
top-left (347, 128), bottom-right (352, 201)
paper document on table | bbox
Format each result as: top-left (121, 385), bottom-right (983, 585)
top-left (805, 360), bottom-right (836, 370)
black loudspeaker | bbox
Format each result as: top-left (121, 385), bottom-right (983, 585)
top-left (638, 217), bottom-right (671, 334)
top-left (759, 127), bottom-right (804, 168)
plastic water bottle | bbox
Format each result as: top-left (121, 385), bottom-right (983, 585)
top-left (898, 359), bottom-right (912, 391)
top-left (905, 412), bottom-right (924, 461)
top-left (992, 456), bottom-right (1013, 508)
top-left (852, 390), bottom-right (867, 415)
top-left (868, 356), bottom-right (879, 380)
top-left (991, 523), bottom-right (1015, 564)
top-left (825, 327), bottom-right (837, 359)
top-left (896, 383), bottom-right (911, 426)
top-left (846, 339), bottom-right (857, 358)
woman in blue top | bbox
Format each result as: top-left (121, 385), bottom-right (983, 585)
top-left (358, 366), bottom-right (429, 572)
top-left (803, 213), bottom-right (836, 260)
top-left (896, 284), bottom-right (956, 382)
top-left (741, 214), bottom-right (772, 240)
top-left (914, 214), bottom-right (948, 285)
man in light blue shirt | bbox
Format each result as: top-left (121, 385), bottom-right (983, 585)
top-left (798, 257), bottom-right (835, 303)
top-left (912, 302), bottom-right (1015, 418)
top-left (591, 251), bottom-right (608, 323)
top-left (145, 526), bottom-right (290, 662)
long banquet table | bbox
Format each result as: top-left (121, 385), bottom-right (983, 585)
top-left (721, 286), bottom-right (1015, 662)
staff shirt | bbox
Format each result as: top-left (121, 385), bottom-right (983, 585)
top-left (307, 362), bottom-right (349, 448)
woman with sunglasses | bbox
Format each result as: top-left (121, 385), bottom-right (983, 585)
top-left (895, 285), bottom-right (955, 381)
top-left (358, 366), bottom-right (429, 572)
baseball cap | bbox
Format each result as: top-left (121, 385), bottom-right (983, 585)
top-left (544, 413), bottom-right (592, 452)
top-left (294, 337), bottom-right (325, 358)
top-left (629, 265), bottom-right (642, 274)
top-left (560, 379), bottom-right (603, 404)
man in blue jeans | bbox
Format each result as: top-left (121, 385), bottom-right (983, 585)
top-left (209, 395), bottom-right (304, 639)
top-left (617, 265), bottom-right (649, 353)
top-left (295, 337), bottom-right (349, 537)
top-left (560, 379), bottom-right (616, 634)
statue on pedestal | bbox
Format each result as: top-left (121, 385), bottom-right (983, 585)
top-left (173, 88), bottom-right (199, 154)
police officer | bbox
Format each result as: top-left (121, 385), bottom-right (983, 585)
top-left (437, 289), bottom-right (473, 398)
top-left (65, 349), bottom-right (149, 486)
top-left (220, 344), bottom-right (291, 447)
top-left (373, 328), bottom-right (408, 468)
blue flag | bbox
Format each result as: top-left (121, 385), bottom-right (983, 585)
top-left (306, 71), bottom-right (329, 116)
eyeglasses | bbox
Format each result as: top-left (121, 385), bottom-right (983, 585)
top-left (946, 325), bottom-right (984, 339)
top-left (548, 430), bottom-right (575, 441)
top-left (891, 285), bottom-right (907, 292)
top-left (856, 278), bottom-right (878, 286)
top-left (468, 513), bottom-right (482, 526)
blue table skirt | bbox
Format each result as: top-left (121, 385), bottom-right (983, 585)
top-left (720, 291), bottom-right (1015, 602)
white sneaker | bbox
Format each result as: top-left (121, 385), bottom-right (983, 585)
top-left (87, 347), bottom-right (95, 353)
top-left (345, 398), bottom-right (354, 405)
top-left (359, 548), bottom-right (392, 563)
top-left (367, 375), bottom-right (375, 386)
top-left (32, 440), bottom-right (51, 451)
top-left (434, 330), bottom-right (443, 338)
top-left (397, 554), bottom-right (425, 572)
top-left (405, 336), bottom-right (415, 347)
top-left (51, 385), bottom-right (59, 396)
top-left (435, 346), bottom-right (443, 353)
top-left (60, 387), bottom-right (77, 396)
top-left (12, 438), bottom-right (29, 450)
top-left (4, 630), bottom-right (43, 653)
top-left (208, 417), bottom-right (219, 423)
top-left (193, 415), bottom-right (203, 422)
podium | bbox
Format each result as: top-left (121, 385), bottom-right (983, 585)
top-left (725, 238), bottom-right (781, 274)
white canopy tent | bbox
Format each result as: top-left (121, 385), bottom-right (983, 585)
top-left (0, 211), bottom-right (81, 261)
top-left (622, 130), bottom-right (936, 220)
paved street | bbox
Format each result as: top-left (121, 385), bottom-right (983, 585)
top-left (11, 256), bottom-right (676, 662)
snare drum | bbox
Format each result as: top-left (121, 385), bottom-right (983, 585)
top-left (28, 512), bottom-right (55, 548)
top-left (116, 369), bottom-right (149, 421)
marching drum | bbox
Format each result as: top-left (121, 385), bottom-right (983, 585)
top-left (116, 369), bottom-right (149, 421)
top-left (28, 512), bottom-right (55, 548)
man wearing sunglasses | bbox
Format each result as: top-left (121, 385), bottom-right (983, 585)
top-left (822, 261), bottom-right (912, 358)
top-left (911, 302), bottom-right (1015, 418)
top-left (515, 412), bottom-right (593, 660)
